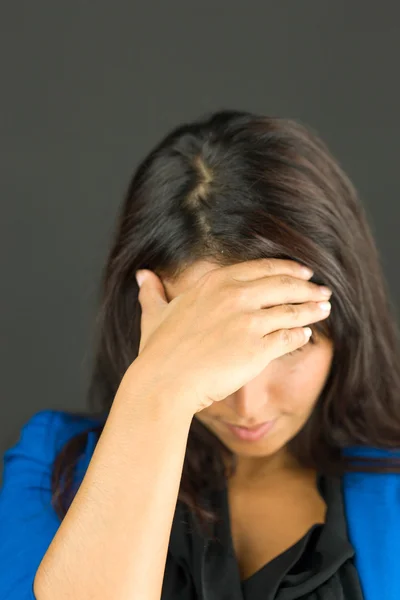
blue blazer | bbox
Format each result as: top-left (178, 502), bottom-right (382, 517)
top-left (342, 445), bottom-right (400, 600)
top-left (0, 409), bottom-right (399, 600)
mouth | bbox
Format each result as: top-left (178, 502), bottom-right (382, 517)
top-left (221, 419), bottom-right (277, 441)
top-left (223, 421), bottom-right (276, 430)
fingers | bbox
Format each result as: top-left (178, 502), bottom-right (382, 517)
top-left (261, 326), bottom-right (314, 362)
top-left (225, 258), bottom-right (314, 282)
top-left (248, 299), bottom-right (331, 337)
top-left (230, 274), bottom-right (331, 312)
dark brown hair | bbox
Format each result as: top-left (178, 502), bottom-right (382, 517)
top-left (51, 109), bottom-right (400, 537)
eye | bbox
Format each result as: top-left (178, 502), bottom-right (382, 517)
top-left (286, 347), bottom-right (304, 357)
top-left (285, 332), bottom-right (317, 357)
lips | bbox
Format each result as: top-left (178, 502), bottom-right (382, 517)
top-left (225, 421), bottom-right (273, 429)
top-left (223, 420), bottom-right (277, 441)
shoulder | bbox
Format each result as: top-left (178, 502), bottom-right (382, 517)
top-left (2, 409), bottom-right (105, 480)
top-left (342, 445), bottom-right (400, 489)
top-left (342, 445), bottom-right (400, 459)
top-left (0, 410), bottom-right (104, 598)
top-left (341, 446), bottom-right (400, 598)
top-left (24, 408), bottom-right (104, 441)
top-left (342, 445), bottom-right (400, 525)
top-left (11, 408), bottom-right (103, 450)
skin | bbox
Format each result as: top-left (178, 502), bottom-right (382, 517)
top-left (162, 260), bottom-right (334, 489)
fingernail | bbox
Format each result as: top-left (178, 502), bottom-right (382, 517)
top-left (300, 267), bottom-right (314, 278)
top-left (318, 301), bottom-right (331, 312)
top-left (136, 270), bottom-right (146, 287)
top-left (304, 327), bottom-right (312, 339)
top-left (319, 286), bottom-right (332, 297)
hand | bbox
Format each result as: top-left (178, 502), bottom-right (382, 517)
top-left (133, 259), bottom-right (332, 415)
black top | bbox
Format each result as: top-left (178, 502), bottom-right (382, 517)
top-left (162, 474), bottom-right (365, 599)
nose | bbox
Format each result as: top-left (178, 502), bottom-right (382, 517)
top-left (224, 375), bottom-right (271, 423)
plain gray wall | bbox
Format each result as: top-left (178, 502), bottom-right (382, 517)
top-left (1, 2), bottom-right (399, 481)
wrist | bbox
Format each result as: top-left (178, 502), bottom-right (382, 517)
top-left (119, 359), bottom-right (195, 426)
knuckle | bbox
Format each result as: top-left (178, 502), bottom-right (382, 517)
top-left (262, 258), bottom-right (276, 274)
top-left (279, 274), bottom-right (296, 289)
top-left (283, 303), bottom-right (299, 318)
top-left (233, 284), bottom-right (249, 305)
top-left (199, 268), bottom-right (222, 295)
top-left (202, 267), bottom-right (220, 284)
top-left (246, 311), bottom-right (260, 330)
top-left (279, 328), bottom-right (293, 345)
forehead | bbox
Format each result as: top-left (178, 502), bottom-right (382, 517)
top-left (162, 260), bottom-right (222, 301)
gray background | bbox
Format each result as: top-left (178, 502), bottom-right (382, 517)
top-left (1, 2), bottom-right (399, 481)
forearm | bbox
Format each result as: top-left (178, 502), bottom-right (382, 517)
top-left (34, 362), bottom-right (193, 600)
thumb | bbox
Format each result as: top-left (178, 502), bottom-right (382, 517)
top-left (135, 270), bottom-right (169, 355)
top-left (135, 270), bottom-right (169, 311)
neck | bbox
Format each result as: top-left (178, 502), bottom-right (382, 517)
top-left (228, 445), bottom-right (317, 486)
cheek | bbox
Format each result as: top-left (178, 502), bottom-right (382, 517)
top-left (270, 375), bottom-right (314, 415)
top-left (270, 356), bottom-right (332, 415)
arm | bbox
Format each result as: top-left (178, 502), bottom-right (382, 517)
top-left (34, 361), bottom-right (194, 600)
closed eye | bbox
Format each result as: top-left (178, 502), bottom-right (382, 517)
top-left (286, 347), bottom-right (304, 357)
top-left (286, 331), bottom-right (317, 357)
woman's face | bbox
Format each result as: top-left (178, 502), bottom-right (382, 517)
top-left (162, 260), bottom-right (334, 482)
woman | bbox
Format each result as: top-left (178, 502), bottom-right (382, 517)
top-left (1, 109), bottom-right (400, 600)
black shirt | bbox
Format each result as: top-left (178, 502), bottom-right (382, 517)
top-left (162, 474), bottom-right (365, 599)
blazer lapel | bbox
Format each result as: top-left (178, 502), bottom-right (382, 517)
top-left (342, 446), bottom-right (400, 600)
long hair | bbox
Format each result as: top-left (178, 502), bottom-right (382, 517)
top-left (50, 109), bottom-right (400, 538)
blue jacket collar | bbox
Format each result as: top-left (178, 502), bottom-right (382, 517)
top-left (343, 446), bottom-right (400, 600)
